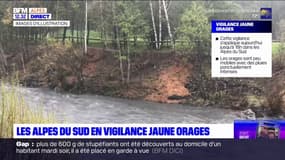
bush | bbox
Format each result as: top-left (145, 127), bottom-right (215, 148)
top-left (0, 80), bottom-right (55, 138)
top-left (265, 74), bottom-right (285, 116)
top-left (27, 43), bottom-right (84, 91)
top-left (273, 49), bottom-right (285, 72)
top-left (266, 90), bottom-right (284, 116)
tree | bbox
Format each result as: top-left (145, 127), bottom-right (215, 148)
top-left (162, 0), bottom-right (174, 49)
top-left (112, 1), bottom-right (124, 82)
top-left (117, 1), bottom-right (149, 83)
top-left (84, 0), bottom-right (88, 55)
top-left (178, 2), bottom-right (210, 54)
top-left (158, 0), bottom-right (162, 49)
top-left (100, 0), bottom-right (107, 48)
top-left (149, 0), bottom-right (158, 49)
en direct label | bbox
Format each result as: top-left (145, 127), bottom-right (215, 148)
top-left (211, 20), bottom-right (272, 78)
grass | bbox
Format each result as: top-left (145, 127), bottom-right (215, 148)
top-left (0, 80), bottom-right (55, 138)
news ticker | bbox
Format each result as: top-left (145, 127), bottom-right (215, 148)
top-left (2, 139), bottom-right (284, 160)
top-left (13, 8), bottom-right (70, 27)
top-left (13, 120), bottom-right (285, 139)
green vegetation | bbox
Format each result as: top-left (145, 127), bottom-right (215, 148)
top-left (272, 42), bottom-right (285, 70)
top-left (273, 42), bottom-right (282, 55)
top-left (177, 2), bottom-right (210, 53)
top-left (0, 80), bottom-right (55, 138)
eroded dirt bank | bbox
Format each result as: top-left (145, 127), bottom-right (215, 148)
top-left (5, 44), bottom-right (285, 116)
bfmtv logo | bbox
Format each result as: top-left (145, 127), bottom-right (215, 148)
top-left (260, 8), bottom-right (272, 19)
top-left (13, 8), bottom-right (28, 14)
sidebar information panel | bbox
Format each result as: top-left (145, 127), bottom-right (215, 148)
top-left (211, 20), bottom-right (272, 78)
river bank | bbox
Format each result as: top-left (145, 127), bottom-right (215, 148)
top-left (4, 43), bottom-right (285, 117)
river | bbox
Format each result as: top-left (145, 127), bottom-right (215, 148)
top-left (18, 87), bottom-right (242, 123)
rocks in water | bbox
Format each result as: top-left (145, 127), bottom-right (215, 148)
top-left (239, 95), bottom-right (268, 117)
top-left (240, 109), bottom-right (256, 120)
top-left (168, 95), bottom-right (186, 100)
top-left (62, 76), bottom-right (78, 91)
top-left (22, 74), bottom-right (40, 87)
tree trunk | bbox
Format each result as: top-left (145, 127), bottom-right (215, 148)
top-left (162, 0), bottom-right (174, 49)
top-left (111, 2), bottom-right (117, 48)
top-left (158, 0), bottom-right (162, 49)
top-left (76, 0), bottom-right (88, 93)
top-left (100, 0), bottom-right (107, 48)
top-left (127, 37), bottom-right (130, 84)
top-left (56, 0), bottom-right (59, 20)
top-left (113, 25), bottom-right (117, 48)
top-left (35, 29), bottom-right (38, 42)
top-left (76, 23), bottom-right (79, 43)
top-left (87, 21), bottom-right (90, 45)
top-left (149, 0), bottom-right (158, 49)
top-left (117, 29), bottom-right (124, 83)
top-left (21, 51), bottom-right (26, 74)
top-left (62, 27), bottom-right (67, 45)
top-left (133, 36), bottom-right (137, 47)
top-left (84, 0), bottom-right (88, 55)
top-left (113, 2), bottom-right (124, 83)
top-left (71, 20), bottom-right (74, 43)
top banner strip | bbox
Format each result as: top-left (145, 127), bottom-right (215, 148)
top-left (2, 0), bottom-right (283, 1)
